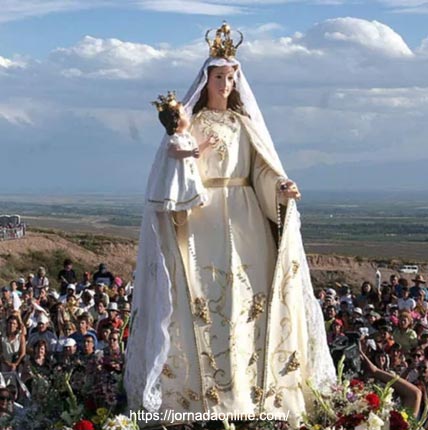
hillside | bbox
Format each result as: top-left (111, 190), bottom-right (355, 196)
top-left (0, 230), bottom-right (138, 286)
top-left (0, 230), bottom-right (426, 289)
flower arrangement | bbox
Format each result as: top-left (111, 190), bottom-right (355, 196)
top-left (301, 357), bottom-right (422, 430)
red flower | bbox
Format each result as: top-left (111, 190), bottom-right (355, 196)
top-left (365, 392), bottom-right (381, 410)
top-left (390, 411), bottom-right (409, 430)
top-left (350, 379), bottom-right (364, 390)
top-left (336, 413), bottom-right (365, 428)
top-left (73, 420), bottom-right (95, 430)
top-left (84, 397), bottom-right (97, 412)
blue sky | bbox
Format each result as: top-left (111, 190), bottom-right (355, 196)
top-left (1, 0), bottom-right (428, 193)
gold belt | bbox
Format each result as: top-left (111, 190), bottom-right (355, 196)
top-left (204, 177), bottom-right (250, 188)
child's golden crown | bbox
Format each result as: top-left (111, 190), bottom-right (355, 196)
top-left (151, 91), bottom-right (179, 112)
top-left (205, 21), bottom-right (243, 59)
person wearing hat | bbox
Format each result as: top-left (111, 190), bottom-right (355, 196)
top-left (58, 259), bottom-right (77, 296)
top-left (25, 273), bottom-right (35, 290)
top-left (27, 313), bottom-right (58, 352)
top-left (56, 337), bottom-right (79, 369)
top-left (59, 284), bottom-right (78, 304)
top-left (92, 263), bottom-right (114, 287)
top-left (97, 302), bottom-right (123, 339)
top-left (410, 275), bottom-right (428, 300)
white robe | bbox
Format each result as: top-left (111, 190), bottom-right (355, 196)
top-left (125, 108), bottom-right (335, 428)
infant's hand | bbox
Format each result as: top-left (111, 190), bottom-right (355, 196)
top-left (192, 148), bottom-right (200, 158)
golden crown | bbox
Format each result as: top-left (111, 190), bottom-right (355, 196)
top-left (205, 21), bottom-right (243, 59)
top-left (151, 91), bottom-right (179, 112)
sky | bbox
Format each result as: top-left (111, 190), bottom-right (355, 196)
top-left (1, 0), bottom-right (428, 193)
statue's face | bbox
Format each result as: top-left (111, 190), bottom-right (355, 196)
top-left (207, 66), bottom-right (235, 103)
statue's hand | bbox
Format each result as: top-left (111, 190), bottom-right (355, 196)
top-left (278, 180), bottom-right (301, 200)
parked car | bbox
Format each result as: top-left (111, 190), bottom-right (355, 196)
top-left (399, 265), bottom-right (419, 274)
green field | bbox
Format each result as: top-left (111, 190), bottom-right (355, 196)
top-left (1, 191), bottom-right (427, 262)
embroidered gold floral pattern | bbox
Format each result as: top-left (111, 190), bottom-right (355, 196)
top-left (194, 297), bottom-right (211, 324)
top-left (251, 386), bottom-right (264, 404)
top-left (202, 351), bottom-right (218, 370)
top-left (247, 293), bottom-right (266, 322)
top-left (197, 109), bottom-right (240, 161)
top-left (206, 387), bottom-right (220, 404)
top-left (280, 351), bottom-right (300, 376)
top-left (186, 389), bottom-right (200, 401)
top-left (162, 364), bottom-right (176, 379)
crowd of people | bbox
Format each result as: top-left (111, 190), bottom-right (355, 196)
top-left (0, 257), bottom-right (427, 424)
top-left (319, 273), bottom-right (428, 416)
top-left (0, 259), bottom-right (132, 423)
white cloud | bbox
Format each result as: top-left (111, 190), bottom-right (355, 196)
top-left (1, 18), bottom-right (428, 192)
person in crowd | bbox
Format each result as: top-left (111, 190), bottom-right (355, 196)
top-left (390, 274), bottom-right (401, 298)
top-left (25, 273), bottom-right (35, 290)
top-left (377, 324), bottom-right (395, 353)
top-left (360, 348), bottom-right (421, 417)
top-left (379, 284), bottom-right (395, 313)
top-left (56, 321), bottom-right (77, 352)
top-left (79, 290), bottom-right (95, 313)
top-left (77, 271), bottom-right (92, 294)
top-left (27, 313), bottom-right (57, 352)
top-left (9, 281), bottom-right (22, 309)
top-left (0, 387), bottom-right (12, 419)
top-left (327, 318), bottom-right (345, 346)
top-left (32, 267), bottom-right (49, 296)
top-left (70, 314), bottom-right (98, 352)
top-left (389, 343), bottom-right (408, 375)
top-left (336, 310), bottom-right (351, 331)
top-left (401, 347), bottom-right (425, 383)
top-left (0, 315), bottom-right (26, 372)
top-left (21, 339), bottom-right (52, 385)
top-left (90, 299), bottom-right (109, 329)
top-left (93, 263), bottom-right (114, 287)
top-left (79, 334), bottom-right (101, 365)
top-left (94, 282), bottom-right (110, 307)
top-left (398, 286), bottom-right (416, 312)
top-left (324, 305), bottom-right (337, 332)
top-left (119, 302), bottom-right (130, 344)
top-left (58, 259), bottom-right (77, 296)
top-left (97, 324), bottom-right (112, 351)
top-left (97, 302), bottom-right (122, 338)
top-left (374, 350), bottom-right (390, 371)
top-left (413, 291), bottom-right (428, 323)
top-left (101, 329), bottom-right (124, 373)
top-left (393, 311), bottom-right (418, 353)
top-left (354, 281), bottom-right (379, 309)
top-left (410, 275), bottom-right (428, 300)
top-left (55, 337), bottom-right (78, 370)
top-left (315, 288), bottom-right (326, 307)
top-left (16, 277), bottom-right (25, 294)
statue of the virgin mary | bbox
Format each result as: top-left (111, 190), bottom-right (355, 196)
top-left (125, 22), bottom-right (336, 428)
